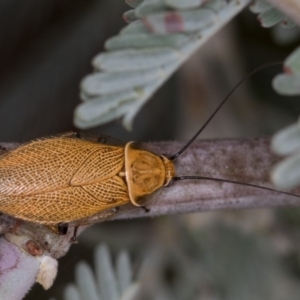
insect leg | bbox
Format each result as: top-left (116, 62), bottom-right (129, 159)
top-left (0, 145), bottom-right (8, 151)
top-left (97, 134), bottom-right (125, 146)
top-left (71, 226), bottom-right (79, 243)
top-left (57, 223), bottom-right (69, 235)
top-left (97, 136), bottom-right (107, 144)
top-left (141, 206), bottom-right (150, 213)
top-left (112, 206), bottom-right (120, 213)
top-left (73, 132), bottom-right (82, 139)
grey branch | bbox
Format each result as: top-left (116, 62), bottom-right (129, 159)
top-left (0, 137), bottom-right (299, 260)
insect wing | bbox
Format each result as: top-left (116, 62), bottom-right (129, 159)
top-left (0, 137), bottom-right (129, 223)
top-left (0, 176), bottom-right (129, 224)
top-left (0, 137), bottom-right (124, 194)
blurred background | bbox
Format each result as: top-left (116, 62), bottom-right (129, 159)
top-left (1, 0), bottom-right (300, 299)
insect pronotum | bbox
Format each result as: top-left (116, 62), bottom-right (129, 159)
top-left (0, 63), bottom-right (298, 239)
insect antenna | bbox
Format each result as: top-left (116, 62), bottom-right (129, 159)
top-left (169, 62), bottom-right (282, 161)
top-left (172, 176), bottom-right (300, 199)
top-left (168, 61), bottom-right (300, 199)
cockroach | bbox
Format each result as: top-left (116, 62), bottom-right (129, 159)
top-left (0, 63), bottom-right (298, 240)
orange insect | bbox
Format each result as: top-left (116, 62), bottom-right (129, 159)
top-left (0, 135), bottom-right (174, 229)
top-left (0, 63), bottom-right (298, 238)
